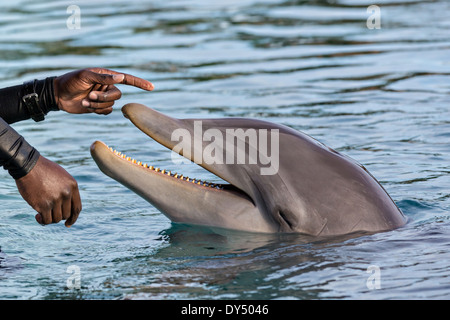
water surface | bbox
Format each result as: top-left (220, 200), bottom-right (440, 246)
top-left (0, 0), bottom-right (449, 299)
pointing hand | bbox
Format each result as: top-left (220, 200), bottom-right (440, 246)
top-left (53, 68), bottom-right (154, 115)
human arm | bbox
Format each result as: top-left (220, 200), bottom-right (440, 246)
top-left (0, 68), bottom-right (153, 226)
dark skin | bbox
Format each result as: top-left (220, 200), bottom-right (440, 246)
top-left (15, 68), bottom-right (154, 227)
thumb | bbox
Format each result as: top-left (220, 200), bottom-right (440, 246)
top-left (83, 70), bottom-right (125, 86)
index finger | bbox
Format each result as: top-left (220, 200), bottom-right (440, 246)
top-left (88, 68), bottom-right (154, 91)
top-left (121, 73), bottom-right (155, 91)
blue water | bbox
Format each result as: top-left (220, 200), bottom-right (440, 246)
top-left (0, 0), bottom-right (449, 299)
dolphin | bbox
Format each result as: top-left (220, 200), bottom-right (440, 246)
top-left (90, 103), bottom-right (407, 236)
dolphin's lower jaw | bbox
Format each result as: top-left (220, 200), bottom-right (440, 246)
top-left (90, 141), bottom-right (274, 233)
top-left (90, 103), bottom-right (407, 236)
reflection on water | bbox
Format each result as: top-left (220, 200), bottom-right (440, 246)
top-left (0, 0), bottom-right (449, 299)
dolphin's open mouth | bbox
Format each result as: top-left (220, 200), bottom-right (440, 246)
top-left (90, 103), bottom-right (274, 232)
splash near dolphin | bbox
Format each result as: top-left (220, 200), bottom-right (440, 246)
top-left (90, 103), bottom-right (406, 236)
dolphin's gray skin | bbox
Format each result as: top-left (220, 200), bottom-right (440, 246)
top-left (90, 103), bottom-right (407, 236)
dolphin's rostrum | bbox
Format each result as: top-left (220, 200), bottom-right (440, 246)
top-left (90, 103), bottom-right (406, 236)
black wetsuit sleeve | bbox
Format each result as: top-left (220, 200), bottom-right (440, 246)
top-left (0, 77), bottom-right (59, 179)
top-left (0, 117), bottom-right (40, 179)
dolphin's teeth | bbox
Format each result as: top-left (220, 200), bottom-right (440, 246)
top-left (107, 146), bottom-right (222, 188)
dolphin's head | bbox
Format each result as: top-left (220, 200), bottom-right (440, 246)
top-left (90, 103), bottom-right (406, 236)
